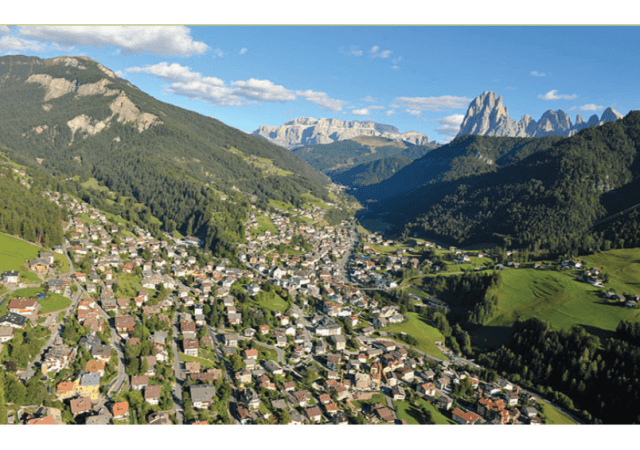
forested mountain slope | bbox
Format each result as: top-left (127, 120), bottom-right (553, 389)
top-left (359, 113), bottom-right (640, 253)
top-left (0, 55), bottom-right (332, 256)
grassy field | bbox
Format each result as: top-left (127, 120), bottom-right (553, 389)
top-left (484, 268), bottom-right (640, 336)
top-left (394, 397), bottom-right (454, 425)
top-left (350, 393), bottom-right (387, 410)
top-left (54, 252), bottom-right (70, 273)
top-left (582, 248), bottom-right (640, 297)
top-left (179, 352), bottom-right (217, 369)
top-left (116, 273), bottom-right (143, 298)
top-left (253, 214), bottom-right (278, 235)
top-left (254, 344), bottom-right (279, 362)
top-left (0, 233), bottom-right (44, 284)
top-left (6, 286), bottom-right (71, 315)
top-left (381, 312), bottom-right (448, 360)
top-left (301, 192), bottom-right (330, 211)
top-left (251, 290), bottom-right (289, 313)
top-left (539, 400), bottom-right (578, 424)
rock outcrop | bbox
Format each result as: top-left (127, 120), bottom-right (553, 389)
top-left (253, 117), bottom-right (433, 149)
top-left (457, 91), bottom-right (624, 138)
top-left (26, 70), bottom-right (161, 140)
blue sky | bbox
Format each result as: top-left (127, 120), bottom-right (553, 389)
top-left (1, 24), bottom-right (639, 143)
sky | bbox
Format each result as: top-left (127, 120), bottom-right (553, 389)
top-left (1, 24), bottom-right (639, 143)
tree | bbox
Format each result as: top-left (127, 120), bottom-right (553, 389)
top-left (277, 408), bottom-right (290, 424)
top-left (0, 370), bottom-right (7, 424)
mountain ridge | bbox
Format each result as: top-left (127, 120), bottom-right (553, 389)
top-left (0, 54), bottom-right (338, 256)
top-left (457, 91), bottom-right (623, 138)
top-left (253, 116), bottom-right (434, 149)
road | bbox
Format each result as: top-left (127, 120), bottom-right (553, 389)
top-left (171, 311), bottom-right (185, 424)
top-left (207, 326), bottom-right (239, 424)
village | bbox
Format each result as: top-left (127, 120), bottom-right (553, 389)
top-left (0, 177), bottom-right (576, 426)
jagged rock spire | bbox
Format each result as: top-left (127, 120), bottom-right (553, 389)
top-left (457, 91), bottom-right (624, 138)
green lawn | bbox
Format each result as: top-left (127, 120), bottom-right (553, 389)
top-left (485, 268), bottom-right (640, 334)
top-left (255, 344), bottom-right (279, 362)
top-left (179, 352), bottom-right (217, 369)
top-left (539, 400), bottom-right (578, 424)
top-left (394, 398), bottom-right (454, 424)
top-left (253, 214), bottom-right (278, 235)
top-left (0, 233), bottom-right (43, 284)
top-left (351, 393), bottom-right (387, 411)
top-left (381, 312), bottom-right (448, 360)
top-left (251, 290), bottom-right (289, 313)
top-left (54, 252), bottom-right (70, 273)
top-left (116, 273), bottom-right (143, 298)
top-left (6, 287), bottom-right (71, 314)
top-left (582, 248), bottom-right (640, 297)
top-left (301, 192), bottom-right (330, 211)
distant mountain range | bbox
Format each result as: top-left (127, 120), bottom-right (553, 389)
top-left (457, 91), bottom-right (623, 138)
top-left (253, 117), bottom-right (435, 149)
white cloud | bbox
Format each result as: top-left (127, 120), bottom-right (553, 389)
top-left (435, 114), bottom-right (465, 136)
top-left (19, 26), bottom-right (208, 56)
top-left (363, 96), bottom-right (376, 103)
top-left (349, 46), bottom-right (362, 56)
top-left (384, 110), bottom-right (395, 116)
top-left (370, 45), bottom-right (392, 58)
top-left (239, 47), bottom-right (248, 55)
top-left (340, 45), bottom-right (362, 57)
top-left (232, 79), bottom-right (296, 102)
top-left (369, 105), bottom-right (384, 110)
top-left (391, 66), bottom-right (399, 70)
top-left (573, 103), bottom-right (604, 111)
top-left (531, 71), bottom-right (546, 77)
top-left (538, 90), bottom-right (577, 100)
top-left (167, 80), bottom-right (241, 106)
top-left (406, 109), bottom-right (422, 116)
top-left (128, 62), bottom-right (347, 111)
top-left (352, 108), bottom-right (369, 116)
top-left (0, 26), bottom-right (10, 36)
top-left (127, 62), bottom-right (239, 106)
top-left (392, 56), bottom-right (402, 64)
top-left (393, 95), bottom-right (472, 112)
top-left (212, 48), bottom-right (224, 58)
top-left (0, 35), bottom-right (44, 52)
top-left (296, 90), bottom-right (347, 112)
top-left (126, 62), bottom-right (203, 82)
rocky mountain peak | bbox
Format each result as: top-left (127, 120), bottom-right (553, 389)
top-left (253, 117), bottom-right (432, 149)
top-left (457, 92), bottom-right (625, 139)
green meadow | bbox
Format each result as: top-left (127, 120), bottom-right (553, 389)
top-left (0, 233), bottom-right (44, 284)
top-left (394, 397), bottom-right (454, 425)
top-left (485, 267), bottom-right (640, 334)
top-left (381, 312), bottom-right (448, 360)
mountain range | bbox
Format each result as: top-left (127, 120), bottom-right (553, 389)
top-left (356, 110), bottom-right (640, 253)
top-left (252, 117), bottom-right (434, 149)
top-left (457, 91), bottom-right (623, 138)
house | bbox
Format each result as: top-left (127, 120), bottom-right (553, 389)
top-left (91, 344), bottom-right (112, 362)
top-left (451, 408), bottom-right (482, 425)
top-left (183, 338), bottom-right (199, 357)
top-left (235, 368), bottom-right (252, 385)
top-left (417, 382), bottom-right (436, 397)
top-left (84, 359), bottom-right (106, 376)
top-left (292, 390), bottom-right (312, 407)
top-left (374, 405), bottom-right (395, 423)
top-left (0, 313), bottom-right (27, 329)
top-left (144, 385), bottom-right (163, 405)
top-left (147, 411), bottom-right (172, 425)
top-left (76, 373), bottom-right (101, 401)
top-left (224, 333), bottom-right (239, 347)
top-left (43, 345), bottom-right (76, 373)
top-left (244, 348), bottom-right (259, 360)
top-left (391, 385), bottom-right (406, 401)
top-left (131, 375), bottom-right (149, 391)
top-left (114, 315), bottom-right (135, 337)
top-left (111, 402), bottom-right (130, 420)
top-left (0, 326), bottom-right (14, 343)
top-left (29, 258), bottom-right (49, 273)
top-left (305, 406), bottom-right (323, 423)
top-left (2, 271), bottom-right (19, 284)
top-left (263, 360), bottom-right (284, 375)
top-left (190, 385), bottom-right (216, 409)
top-left (240, 389), bottom-right (260, 410)
top-left (330, 334), bottom-right (347, 351)
top-left (70, 397), bottom-right (92, 416)
top-left (8, 298), bottom-right (38, 316)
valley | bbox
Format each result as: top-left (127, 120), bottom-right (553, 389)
top-left (0, 52), bottom-right (639, 427)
